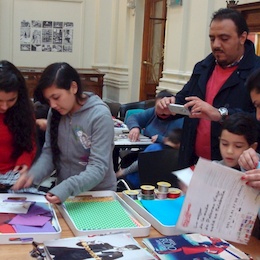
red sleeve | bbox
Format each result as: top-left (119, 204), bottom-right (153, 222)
top-left (15, 137), bottom-right (37, 168)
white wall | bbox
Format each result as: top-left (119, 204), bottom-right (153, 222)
top-left (0, 0), bottom-right (258, 102)
top-left (0, 0), bottom-right (143, 103)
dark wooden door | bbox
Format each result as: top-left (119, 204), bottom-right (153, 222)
top-left (139, 0), bottom-right (167, 100)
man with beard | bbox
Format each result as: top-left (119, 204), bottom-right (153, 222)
top-left (158, 8), bottom-right (260, 169)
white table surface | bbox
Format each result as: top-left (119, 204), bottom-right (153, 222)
top-left (114, 134), bottom-right (152, 147)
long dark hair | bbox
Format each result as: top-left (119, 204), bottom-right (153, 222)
top-left (35, 62), bottom-right (85, 167)
top-left (0, 60), bottom-right (35, 159)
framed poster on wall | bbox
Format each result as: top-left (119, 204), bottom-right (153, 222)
top-left (20, 20), bottom-right (74, 53)
top-left (13, 0), bottom-right (84, 67)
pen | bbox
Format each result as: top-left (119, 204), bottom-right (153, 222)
top-left (9, 237), bottom-right (33, 242)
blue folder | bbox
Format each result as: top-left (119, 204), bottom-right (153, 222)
top-left (140, 196), bottom-right (185, 226)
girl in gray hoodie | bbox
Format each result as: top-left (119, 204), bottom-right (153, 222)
top-left (13, 62), bottom-right (117, 203)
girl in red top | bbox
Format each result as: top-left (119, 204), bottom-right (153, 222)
top-left (0, 60), bottom-right (36, 175)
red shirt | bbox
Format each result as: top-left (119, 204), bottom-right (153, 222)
top-left (195, 64), bottom-right (237, 159)
top-left (0, 113), bottom-right (36, 174)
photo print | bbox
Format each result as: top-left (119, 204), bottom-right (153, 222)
top-left (20, 20), bottom-right (74, 52)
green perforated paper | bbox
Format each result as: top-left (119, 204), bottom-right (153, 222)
top-left (64, 200), bottom-right (137, 230)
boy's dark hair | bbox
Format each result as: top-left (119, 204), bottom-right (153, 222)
top-left (246, 68), bottom-right (260, 94)
top-left (211, 8), bottom-right (249, 36)
top-left (156, 89), bottom-right (174, 100)
top-left (221, 113), bottom-right (258, 145)
top-left (166, 128), bottom-right (182, 144)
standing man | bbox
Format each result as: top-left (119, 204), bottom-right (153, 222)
top-left (159, 8), bottom-right (260, 168)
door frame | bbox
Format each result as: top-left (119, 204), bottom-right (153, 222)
top-left (139, 0), bottom-right (167, 100)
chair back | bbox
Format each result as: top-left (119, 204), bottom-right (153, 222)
top-left (138, 149), bottom-right (181, 188)
top-left (104, 101), bottom-right (121, 118)
top-left (124, 108), bottom-right (144, 123)
top-left (119, 101), bottom-right (146, 121)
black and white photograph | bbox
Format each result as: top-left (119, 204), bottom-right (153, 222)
top-left (20, 19), bottom-right (73, 52)
top-left (43, 21), bottom-right (52, 28)
top-left (32, 20), bottom-right (42, 28)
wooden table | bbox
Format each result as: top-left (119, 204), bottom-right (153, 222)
top-left (1, 205), bottom-right (260, 259)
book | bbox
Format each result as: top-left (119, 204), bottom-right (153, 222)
top-left (43, 232), bottom-right (156, 260)
top-left (143, 233), bottom-right (250, 260)
top-left (176, 158), bottom-right (260, 244)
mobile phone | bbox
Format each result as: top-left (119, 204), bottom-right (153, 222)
top-left (168, 103), bottom-right (191, 116)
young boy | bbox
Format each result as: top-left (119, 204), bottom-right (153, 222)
top-left (116, 128), bottom-right (182, 189)
top-left (218, 112), bottom-right (258, 170)
top-left (216, 113), bottom-right (260, 239)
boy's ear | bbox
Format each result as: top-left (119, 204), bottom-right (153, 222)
top-left (250, 142), bottom-right (258, 150)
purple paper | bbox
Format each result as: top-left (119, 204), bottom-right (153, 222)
top-left (9, 215), bottom-right (51, 227)
top-left (13, 221), bottom-right (56, 233)
top-left (24, 202), bottom-right (52, 217)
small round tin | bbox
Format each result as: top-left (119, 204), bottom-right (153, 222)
top-left (140, 185), bottom-right (155, 195)
top-left (140, 193), bottom-right (155, 200)
top-left (157, 181), bottom-right (171, 192)
top-left (167, 188), bottom-right (182, 199)
top-left (124, 190), bottom-right (139, 200)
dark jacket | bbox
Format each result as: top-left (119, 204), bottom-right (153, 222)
top-left (176, 39), bottom-right (260, 168)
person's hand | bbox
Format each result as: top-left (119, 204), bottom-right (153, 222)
top-left (184, 96), bottom-right (221, 121)
top-left (36, 118), bottom-right (47, 131)
top-left (241, 170), bottom-right (260, 190)
top-left (157, 96), bottom-right (176, 110)
top-left (128, 128), bottom-right (140, 142)
top-left (11, 173), bottom-right (33, 190)
top-left (13, 164), bottom-right (28, 174)
top-left (45, 193), bottom-right (61, 204)
top-left (151, 135), bottom-right (158, 143)
top-left (238, 148), bottom-right (259, 170)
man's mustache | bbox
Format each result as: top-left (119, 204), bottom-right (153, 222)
top-left (213, 48), bottom-right (224, 52)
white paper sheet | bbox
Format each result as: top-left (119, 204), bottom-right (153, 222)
top-left (0, 201), bottom-right (32, 214)
top-left (172, 167), bottom-right (193, 187)
top-left (176, 158), bottom-right (260, 244)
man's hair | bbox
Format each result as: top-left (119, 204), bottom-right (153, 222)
top-left (246, 68), bottom-right (260, 94)
top-left (211, 8), bottom-right (249, 36)
top-left (221, 113), bottom-right (258, 146)
top-left (156, 89), bottom-right (174, 100)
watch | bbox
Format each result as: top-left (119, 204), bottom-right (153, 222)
top-left (218, 107), bottom-right (228, 122)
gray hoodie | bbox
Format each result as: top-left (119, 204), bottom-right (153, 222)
top-left (29, 93), bottom-right (117, 202)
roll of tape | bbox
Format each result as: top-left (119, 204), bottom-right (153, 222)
top-left (167, 188), bottom-right (182, 199)
top-left (157, 181), bottom-right (171, 192)
top-left (124, 190), bottom-right (139, 200)
top-left (141, 193), bottom-right (155, 200)
top-left (140, 185), bottom-right (155, 195)
top-left (156, 191), bottom-right (168, 200)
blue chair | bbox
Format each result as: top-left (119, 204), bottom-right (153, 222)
top-left (124, 108), bottom-right (144, 123)
top-left (119, 101), bottom-right (146, 121)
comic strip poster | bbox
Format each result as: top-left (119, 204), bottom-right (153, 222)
top-left (20, 20), bottom-right (73, 52)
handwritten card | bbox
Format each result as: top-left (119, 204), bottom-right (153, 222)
top-left (176, 158), bottom-right (260, 244)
